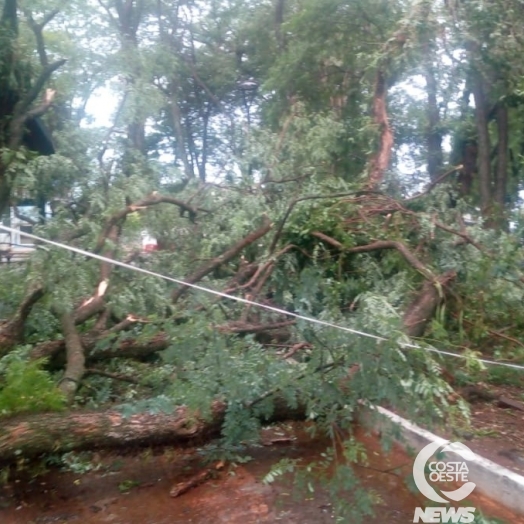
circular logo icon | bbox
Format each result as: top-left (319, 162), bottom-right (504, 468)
top-left (413, 441), bottom-right (476, 503)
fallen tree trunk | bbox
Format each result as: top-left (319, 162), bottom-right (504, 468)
top-left (0, 403), bottom-right (224, 465)
top-left (30, 332), bottom-right (171, 363)
top-left (0, 400), bottom-right (304, 466)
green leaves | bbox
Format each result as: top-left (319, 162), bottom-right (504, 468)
top-left (0, 358), bottom-right (65, 417)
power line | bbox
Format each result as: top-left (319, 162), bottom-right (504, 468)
top-left (1, 224), bottom-right (524, 372)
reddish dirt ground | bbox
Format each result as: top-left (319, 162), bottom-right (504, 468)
top-left (0, 422), bottom-right (522, 524)
top-left (441, 384), bottom-right (524, 476)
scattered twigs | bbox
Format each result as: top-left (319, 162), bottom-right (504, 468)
top-left (269, 192), bottom-right (370, 254)
top-left (281, 342), bottom-right (311, 359)
top-left (457, 315), bottom-right (524, 349)
top-left (240, 262), bottom-right (275, 321)
top-left (431, 219), bottom-right (486, 253)
top-left (170, 461), bottom-right (225, 498)
top-left (216, 320), bottom-right (295, 335)
top-left (85, 368), bottom-right (142, 385)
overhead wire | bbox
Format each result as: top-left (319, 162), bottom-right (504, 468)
top-left (1, 224), bottom-right (524, 372)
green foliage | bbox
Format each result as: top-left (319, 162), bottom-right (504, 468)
top-left (264, 440), bottom-right (376, 523)
top-left (118, 479), bottom-right (141, 492)
top-left (0, 357), bottom-right (65, 417)
top-left (45, 451), bottom-right (101, 474)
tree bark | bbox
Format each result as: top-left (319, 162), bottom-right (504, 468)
top-left (403, 270), bottom-right (456, 337)
top-left (170, 84), bottom-right (194, 180)
top-left (275, 0), bottom-right (286, 50)
top-left (470, 68), bottom-right (493, 225)
top-left (367, 69), bottom-right (393, 189)
top-left (494, 103), bottom-right (508, 230)
top-left (0, 400), bottom-right (304, 466)
top-left (0, 286), bottom-right (45, 355)
top-left (57, 311), bottom-right (86, 402)
top-left (30, 332), bottom-right (170, 364)
top-left (424, 61), bottom-right (443, 180)
top-left (0, 403), bottom-right (224, 466)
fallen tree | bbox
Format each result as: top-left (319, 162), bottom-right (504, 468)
top-left (0, 400), bottom-right (306, 466)
top-left (2, 0), bottom-right (524, 478)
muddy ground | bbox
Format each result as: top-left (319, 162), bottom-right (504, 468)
top-left (447, 383), bottom-right (524, 476)
top-left (1, 416), bottom-right (523, 524)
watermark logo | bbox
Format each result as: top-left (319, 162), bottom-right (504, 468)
top-left (413, 441), bottom-right (476, 523)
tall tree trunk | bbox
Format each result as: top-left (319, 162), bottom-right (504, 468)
top-left (170, 88), bottom-right (194, 180)
top-left (274, 0), bottom-right (286, 50)
top-left (494, 103), bottom-right (508, 230)
top-left (367, 69), bottom-right (393, 189)
top-left (424, 62), bottom-right (443, 180)
top-left (199, 108), bottom-right (210, 182)
top-left (0, 174), bottom-right (10, 218)
top-left (471, 70), bottom-right (493, 226)
top-left (106, 0), bottom-right (147, 180)
top-left (419, 0), bottom-right (442, 181)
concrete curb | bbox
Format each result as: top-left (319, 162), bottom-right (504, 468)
top-left (359, 405), bottom-right (524, 516)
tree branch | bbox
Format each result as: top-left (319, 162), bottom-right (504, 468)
top-left (0, 285), bottom-right (45, 355)
top-left (94, 192), bottom-right (202, 253)
top-left (403, 165), bottom-right (463, 202)
top-left (172, 216), bottom-right (273, 303)
top-left (57, 311), bottom-right (86, 403)
top-left (269, 192), bottom-right (369, 254)
top-left (312, 234), bottom-right (435, 280)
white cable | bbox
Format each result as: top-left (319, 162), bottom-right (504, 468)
top-left (1, 224), bottom-right (524, 372)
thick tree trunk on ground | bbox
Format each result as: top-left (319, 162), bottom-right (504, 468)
top-left (0, 400), bottom-right (304, 466)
